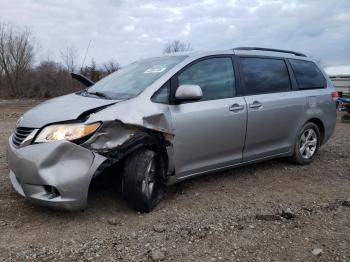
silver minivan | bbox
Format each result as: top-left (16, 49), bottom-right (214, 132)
top-left (7, 47), bottom-right (337, 212)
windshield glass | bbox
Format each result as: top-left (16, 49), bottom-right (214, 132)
top-left (87, 56), bottom-right (186, 99)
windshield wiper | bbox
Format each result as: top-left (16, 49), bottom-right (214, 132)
top-left (89, 91), bottom-right (110, 99)
top-left (71, 73), bottom-right (95, 87)
top-left (81, 90), bottom-right (111, 99)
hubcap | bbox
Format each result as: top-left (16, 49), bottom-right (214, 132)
top-left (299, 128), bottom-right (317, 159)
top-left (141, 158), bottom-right (156, 198)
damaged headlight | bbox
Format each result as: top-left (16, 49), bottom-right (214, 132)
top-left (34, 122), bottom-right (101, 143)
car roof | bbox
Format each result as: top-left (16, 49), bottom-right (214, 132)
top-left (233, 49), bottom-right (312, 61)
top-left (160, 47), bottom-right (313, 62)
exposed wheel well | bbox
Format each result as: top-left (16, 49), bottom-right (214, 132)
top-left (97, 130), bottom-right (169, 181)
top-left (307, 118), bottom-right (325, 144)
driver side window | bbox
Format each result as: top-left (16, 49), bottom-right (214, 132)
top-left (177, 57), bottom-right (235, 101)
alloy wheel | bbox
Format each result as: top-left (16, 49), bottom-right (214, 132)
top-left (299, 128), bottom-right (317, 159)
top-left (141, 157), bottom-right (156, 198)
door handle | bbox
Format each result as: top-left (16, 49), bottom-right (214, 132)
top-left (229, 103), bottom-right (244, 112)
top-left (249, 101), bottom-right (263, 109)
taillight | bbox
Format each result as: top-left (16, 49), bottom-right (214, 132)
top-left (331, 91), bottom-right (339, 101)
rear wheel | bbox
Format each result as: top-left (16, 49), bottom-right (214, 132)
top-left (290, 122), bottom-right (320, 165)
top-left (122, 149), bottom-right (164, 212)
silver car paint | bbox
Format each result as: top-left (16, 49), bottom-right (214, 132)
top-left (169, 97), bottom-right (247, 178)
top-left (7, 139), bottom-right (106, 210)
top-left (175, 84), bottom-right (203, 100)
top-left (19, 93), bottom-right (119, 128)
top-left (244, 91), bottom-right (306, 161)
top-left (243, 88), bottom-right (336, 162)
top-left (7, 49), bottom-right (336, 210)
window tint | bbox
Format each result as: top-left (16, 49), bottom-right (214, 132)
top-left (289, 59), bottom-right (326, 89)
top-left (177, 57), bottom-right (235, 101)
top-left (151, 81), bottom-right (170, 104)
top-left (240, 58), bottom-right (291, 95)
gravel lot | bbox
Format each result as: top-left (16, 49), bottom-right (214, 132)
top-left (0, 100), bottom-right (349, 261)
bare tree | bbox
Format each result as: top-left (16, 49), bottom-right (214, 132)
top-left (80, 58), bottom-right (102, 82)
top-left (102, 59), bottom-right (120, 74)
top-left (0, 23), bottom-right (125, 99)
top-left (0, 23), bottom-right (35, 97)
top-left (60, 46), bottom-right (78, 72)
top-left (27, 60), bottom-right (82, 98)
top-left (163, 40), bottom-right (193, 54)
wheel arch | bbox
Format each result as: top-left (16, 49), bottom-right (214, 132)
top-left (99, 129), bottom-right (170, 181)
top-left (306, 118), bottom-right (325, 144)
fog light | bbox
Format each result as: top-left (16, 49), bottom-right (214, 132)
top-left (43, 185), bottom-right (60, 199)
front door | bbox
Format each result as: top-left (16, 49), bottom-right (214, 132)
top-left (170, 56), bottom-right (247, 178)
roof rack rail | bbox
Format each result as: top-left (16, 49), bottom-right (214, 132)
top-left (233, 47), bottom-right (307, 57)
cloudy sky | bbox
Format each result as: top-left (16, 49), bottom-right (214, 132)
top-left (1, 0), bottom-right (349, 67)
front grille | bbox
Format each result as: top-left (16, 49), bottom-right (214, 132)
top-left (12, 127), bottom-right (35, 147)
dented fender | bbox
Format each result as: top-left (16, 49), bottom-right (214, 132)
top-left (85, 95), bottom-right (174, 133)
top-left (82, 120), bottom-right (175, 178)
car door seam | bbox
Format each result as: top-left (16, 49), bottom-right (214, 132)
top-left (241, 96), bottom-right (249, 162)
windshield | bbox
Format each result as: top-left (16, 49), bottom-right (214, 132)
top-left (87, 56), bottom-right (186, 99)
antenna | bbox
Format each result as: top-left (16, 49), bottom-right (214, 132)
top-left (81, 40), bottom-right (92, 70)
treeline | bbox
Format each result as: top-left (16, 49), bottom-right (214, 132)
top-left (0, 23), bottom-right (121, 99)
top-left (0, 22), bottom-right (192, 99)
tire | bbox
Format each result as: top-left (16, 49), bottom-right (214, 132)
top-left (290, 122), bottom-right (321, 165)
top-left (122, 149), bottom-right (164, 213)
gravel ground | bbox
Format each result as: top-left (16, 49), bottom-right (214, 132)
top-left (0, 101), bottom-right (349, 261)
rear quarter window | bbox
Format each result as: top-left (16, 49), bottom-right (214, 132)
top-left (289, 59), bottom-right (326, 89)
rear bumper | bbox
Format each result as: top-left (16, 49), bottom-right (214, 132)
top-left (7, 137), bottom-right (107, 210)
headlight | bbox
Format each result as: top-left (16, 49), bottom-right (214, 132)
top-left (34, 122), bottom-right (101, 143)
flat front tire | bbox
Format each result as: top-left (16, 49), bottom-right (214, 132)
top-left (122, 149), bottom-right (163, 213)
top-left (290, 122), bottom-right (321, 165)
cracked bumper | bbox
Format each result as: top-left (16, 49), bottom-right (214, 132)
top-left (7, 137), bottom-right (107, 210)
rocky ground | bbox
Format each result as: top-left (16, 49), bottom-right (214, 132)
top-left (0, 100), bottom-right (349, 261)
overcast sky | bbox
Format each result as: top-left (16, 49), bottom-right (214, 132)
top-left (0, 0), bottom-right (349, 67)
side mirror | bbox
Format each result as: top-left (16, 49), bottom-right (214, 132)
top-left (175, 84), bottom-right (203, 101)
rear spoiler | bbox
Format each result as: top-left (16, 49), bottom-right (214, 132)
top-left (71, 72), bottom-right (95, 87)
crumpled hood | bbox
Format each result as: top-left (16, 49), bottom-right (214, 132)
top-left (19, 93), bottom-right (119, 128)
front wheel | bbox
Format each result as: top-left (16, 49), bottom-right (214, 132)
top-left (122, 149), bottom-right (164, 213)
top-left (290, 122), bottom-right (321, 165)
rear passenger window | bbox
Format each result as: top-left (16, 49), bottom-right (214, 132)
top-left (240, 57), bottom-right (291, 95)
top-left (177, 57), bottom-right (235, 101)
top-left (289, 59), bottom-right (326, 89)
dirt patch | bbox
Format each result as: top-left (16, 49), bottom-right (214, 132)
top-left (0, 101), bottom-right (349, 261)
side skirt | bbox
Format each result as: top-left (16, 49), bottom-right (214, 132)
top-left (166, 151), bottom-right (292, 185)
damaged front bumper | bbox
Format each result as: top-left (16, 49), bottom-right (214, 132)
top-left (7, 137), bottom-right (107, 210)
